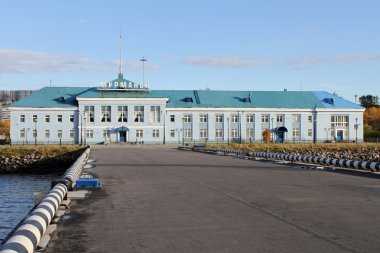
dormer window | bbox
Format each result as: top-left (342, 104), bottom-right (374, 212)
top-left (181, 97), bottom-right (193, 103)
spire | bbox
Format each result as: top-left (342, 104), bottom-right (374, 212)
top-left (119, 28), bottom-right (123, 76)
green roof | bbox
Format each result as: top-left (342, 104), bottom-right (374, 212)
top-left (10, 87), bottom-right (363, 109)
top-left (10, 87), bottom-right (91, 108)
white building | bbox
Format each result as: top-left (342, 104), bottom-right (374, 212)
top-left (9, 73), bottom-right (364, 144)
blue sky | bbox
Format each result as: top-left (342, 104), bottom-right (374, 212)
top-left (1, 0), bottom-right (380, 102)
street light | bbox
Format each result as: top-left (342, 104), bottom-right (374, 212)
top-left (355, 118), bottom-right (359, 144)
top-left (83, 112), bottom-right (87, 146)
top-left (34, 121), bottom-right (37, 147)
top-left (80, 113), bottom-right (83, 146)
top-left (182, 117), bottom-right (185, 145)
top-left (140, 57), bottom-right (147, 85)
top-left (271, 118), bottom-right (274, 143)
top-left (238, 111), bottom-right (243, 144)
top-left (162, 110), bottom-right (166, 144)
top-left (227, 117), bottom-right (230, 144)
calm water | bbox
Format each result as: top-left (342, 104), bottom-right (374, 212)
top-left (0, 174), bottom-right (54, 243)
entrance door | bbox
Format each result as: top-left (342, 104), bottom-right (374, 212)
top-left (336, 130), bottom-right (344, 142)
top-left (119, 131), bottom-right (127, 142)
top-left (276, 132), bottom-right (284, 143)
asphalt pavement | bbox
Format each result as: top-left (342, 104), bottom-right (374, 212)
top-left (46, 145), bottom-right (380, 253)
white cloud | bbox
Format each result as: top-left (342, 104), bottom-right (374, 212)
top-left (0, 48), bottom-right (157, 74)
top-left (182, 53), bottom-right (380, 68)
top-left (182, 55), bottom-right (256, 68)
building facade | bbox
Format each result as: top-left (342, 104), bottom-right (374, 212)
top-left (9, 74), bottom-right (364, 144)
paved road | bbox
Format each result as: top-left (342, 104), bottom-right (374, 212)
top-left (47, 146), bottom-right (380, 253)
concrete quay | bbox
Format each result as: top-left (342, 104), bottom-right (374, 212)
top-left (46, 145), bottom-right (380, 253)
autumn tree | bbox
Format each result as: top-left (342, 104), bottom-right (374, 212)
top-left (0, 119), bottom-right (10, 140)
top-left (262, 129), bottom-right (271, 143)
top-left (364, 107), bottom-right (380, 131)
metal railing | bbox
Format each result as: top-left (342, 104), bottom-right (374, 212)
top-left (0, 147), bottom-right (91, 252)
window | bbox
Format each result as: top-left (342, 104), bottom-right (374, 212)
top-left (292, 114), bottom-right (300, 123)
top-left (57, 115), bottom-right (62, 123)
top-left (308, 129), bottom-right (313, 137)
top-left (200, 129), bottom-right (207, 138)
top-left (45, 130), bottom-right (50, 138)
top-left (276, 115), bottom-right (283, 123)
top-left (86, 130), bottom-right (94, 138)
top-left (150, 106), bottom-right (160, 123)
top-left (117, 106), bottom-right (128, 122)
top-left (231, 129), bottom-right (238, 138)
top-left (70, 130), bottom-right (74, 139)
top-left (183, 115), bottom-right (191, 123)
top-left (134, 106), bottom-right (144, 122)
top-left (20, 115), bottom-right (25, 123)
top-left (246, 128), bottom-right (254, 138)
top-left (261, 115), bottom-right (269, 123)
top-left (33, 115), bottom-right (37, 123)
top-left (19, 129), bottom-right (25, 138)
top-left (331, 115), bottom-right (348, 127)
top-left (84, 106), bottom-right (94, 122)
top-left (200, 115), bottom-right (208, 123)
top-left (170, 115), bottom-right (175, 122)
top-left (308, 115), bottom-right (313, 123)
top-left (215, 129), bottom-right (223, 138)
top-left (153, 129), bottom-right (159, 138)
top-left (170, 130), bottom-right (175, 137)
top-left (231, 115), bottom-right (238, 123)
top-left (101, 106), bottom-right (111, 122)
top-left (33, 129), bottom-right (37, 138)
top-left (45, 115), bottom-right (50, 123)
top-left (246, 115), bottom-right (254, 123)
top-left (70, 115), bottom-right (74, 123)
top-left (184, 129), bottom-right (192, 138)
top-left (136, 129), bottom-right (143, 138)
top-left (216, 115), bottom-right (223, 123)
top-left (103, 129), bottom-right (110, 138)
top-left (57, 130), bottom-right (62, 138)
top-left (292, 128), bottom-right (300, 137)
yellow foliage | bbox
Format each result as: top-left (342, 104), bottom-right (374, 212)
top-left (364, 107), bottom-right (380, 131)
top-left (0, 119), bottom-right (10, 139)
top-left (262, 129), bottom-right (271, 143)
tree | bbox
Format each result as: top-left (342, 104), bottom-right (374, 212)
top-left (262, 129), bottom-right (271, 143)
top-left (364, 107), bottom-right (380, 131)
top-left (0, 119), bottom-right (10, 140)
top-left (359, 95), bottom-right (379, 108)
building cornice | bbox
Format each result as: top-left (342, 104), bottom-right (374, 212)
top-left (165, 107), bottom-right (365, 112)
top-left (9, 107), bottom-right (77, 111)
top-left (77, 98), bottom-right (169, 102)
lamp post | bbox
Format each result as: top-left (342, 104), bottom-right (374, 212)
top-left (162, 110), bottom-right (166, 144)
top-left (182, 117), bottom-right (185, 145)
top-left (271, 117), bottom-right (274, 143)
top-left (355, 118), bottom-right (358, 144)
top-left (354, 94), bottom-right (358, 104)
top-left (80, 113), bottom-right (83, 146)
top-left (227, 117), bottom-right (230, 144)
top-left (34, 121), bottom-right (37, 147)
top-left (312, 106), bottom-right (317, 144)
top-left (83, 112), bottom-right (87, 146)
top-left (141, 57), bottom-right (147, 85)
top-left (238, 111), bottom-right (243, 144)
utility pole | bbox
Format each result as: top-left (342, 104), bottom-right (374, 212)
top-left (227, 118), bottom-right (230, 144)
top-left (140, 57), bottom-right (147, 85)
